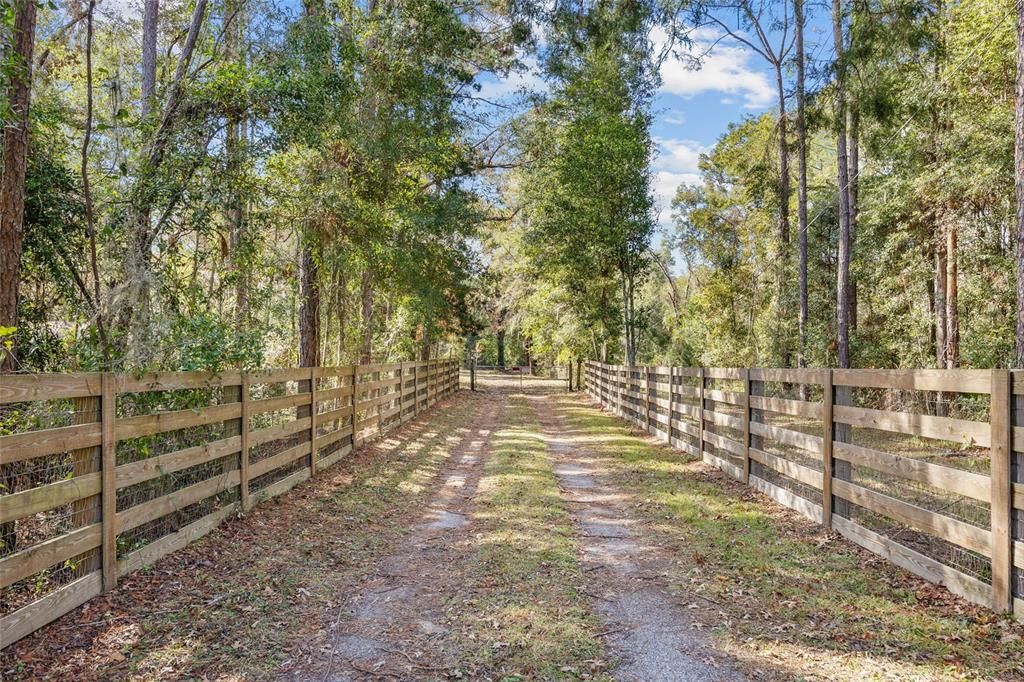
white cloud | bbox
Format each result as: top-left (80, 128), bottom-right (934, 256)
top-left (655, 137), bottom-right (706, 174)
top-left (654, 27), bottom-right (775, 110)
top-left (651, 138), bottom-right (706, 227)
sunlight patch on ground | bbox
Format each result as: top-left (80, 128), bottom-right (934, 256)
top-left (560, 392), bottom-right (1024, 681)
top-left (452, 396), bottom-right (612, 679)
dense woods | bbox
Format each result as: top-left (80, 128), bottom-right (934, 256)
top-left (2, 0), bottom-right (1024, 374)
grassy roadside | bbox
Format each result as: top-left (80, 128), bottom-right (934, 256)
top-left (555, 393), bottom-right (1024, 682)
top-left (448, 394), bottom-right (611, 680)
top-left (2, 393), bottom-right (481, 681)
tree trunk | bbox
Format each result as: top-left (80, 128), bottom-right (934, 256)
top-left (1015, 0), bottom-right (1024, 367)
top-left (621, 267), bottom-right (637, 367)
top-left (335, 267), bottom-right (348, 364)
top-left (795, 0), bottom-right (808, 381)
top-left (776, 63), bottom-right (790, 252)
top-left (226, 0), bottom-right (247, 333)
top-left (141, 0), bottom-right (158, 117)
top-left (0, 0), bottom-right (38, 373)
top-left (126, 0), bottom-right (207, 367)
top-left (833, 0), bottom-right (851, 370)
top-left (934, 238), bottom-right (947, 367)
top-left (496, 329), bottom-right (506, 368)
top-left (419, 325), bottom-right (431, 361)
top-left (775, 60), bottom-right (791, 368)
top-left (359, 268), bottom-right (373, 363)
top-left (944, 223), bottom-right (959, 369)
top-left (298, 245), bottom-right (320, 367)
top-left (847, 108), bottom-right (859, 332)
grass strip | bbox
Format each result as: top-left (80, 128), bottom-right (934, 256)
top-left (449, 394), bottom-right (610, 680)
top-left (556, 393), bottom-right (1024, 682)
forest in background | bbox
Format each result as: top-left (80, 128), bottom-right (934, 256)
top-left (2, 0), bottom-right (1024, 375)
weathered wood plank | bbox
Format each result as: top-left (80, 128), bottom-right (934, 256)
top-left (703, 430), bottom-right (745, 457)
top-left (832, 368), bottom-right (992, 394)
top-left (1, 423), bottom-right (102, 465)
top-left (702, 409), bottom-right (744, 431)
top-left (117, 503), bottom-right (237, 578)
top-left (749, 421), bottom-right (823, 456)
top-left (315, 385), bottom-right (353, 403)
top-left (704, 368), bottom-right (744, 380)
top-left (249, 417), bottom-right (310, 448)
top-left (258, 467), bottom-right (310, 501)
top-left (249, 441), bottom-right (311, 479)
top-left (0, 373), bottom-right (102, 404)
top-left (749, 395), bottom-right (822, 418)
top-left (116, 403), bottom-right (241, 440)
top-left (748, 474), bottom-right (823, 523)
top-left (116, 371), bottom-right (240, 394)
top-left (833, 404), bottom-right (989, 448)
top-left (749, 368), bottom-right (828, 384)
top-left (0, 473), bottom-right (101, 524)
top-left (100, 373), bottom-right (117, 593)
top-left (315, 443), bottom-right (353, 473)
top-left (0, 523), bottom-right (101, 589)
top-left (832, 441), bottom-right (990, 502)
top-left (116, 471), bottom-right (241, 534)
top-left (831, 479), bottom-right (991, 557)
top-left (248, 367), bottom-right (310, 383)
top-left (317, 404), bottom-right (353, 424)
top-left (832, 516), bottom-right (992, 609)
top-left (115, 436), bottom-right (242, 490)
top-left (669, 417), bottom-right (700, 439)
top-left (749, 448), bottom-right (823, 489)
top-left (315, 424), bottom-right (354, 451)
top-left (239, 373), bottom-right (251, 512)
top-left (702, 450), bottom-right (743, 480)
top-left (0, 571), bottom-right (102, 646)
top-left (704, 389), bottom-right (744, 406)
top-left (249, 392), bottom-right (311, 416)
top-left (822, 370), bottom-right (834, 528)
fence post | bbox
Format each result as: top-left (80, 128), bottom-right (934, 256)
top-left (240, 372), bottom-right (251, 511)
top-left (309, 367), bottom-right (318, 474)
top-left (100, 373), bottom-right (117, 592)
top-left (991, 369), bottom-right (1012, 613)
top-left (697, 367), bottom-right (705, 462)
top-left (398, 363), bottom-right (406, 422)
top-left (70, 392), bottom-right (101, 577)
top-left (377, 367), bottom-right (384, 437)
top-left (643, 366), bottom-right (651, 433)
top-left (619, 366), bottom-right (625, 417)
top-left (351, 365), bottom-right (360, 448)
top-left (413, 362), bottom-right (420, 416)
top-left (822, 370), bottom-right (834, 530)
top-left (471, 358), bottom-right (476, 392)
top-left (742, 368), bottom-right (751, 484)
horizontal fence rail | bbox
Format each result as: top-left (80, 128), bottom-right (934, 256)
top-left (0, 360), bottom-right (460, 648)
top-left (584, 361), bottom-right (1023, 620)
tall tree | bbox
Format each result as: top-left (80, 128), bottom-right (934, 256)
top-left (141, 0), bottom-right (158, 117)
top-left (832, 0), bottom-right (852, 368)
top-left (795, 0), bottom-right (808, 376)
top-left (700, 0), bottom-right (795, 364)
top-left (0, 0), bottom-right (38, 371)
top-left (1017, 0), bottom-right (1024, 367)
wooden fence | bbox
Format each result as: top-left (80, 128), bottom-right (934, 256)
top-left (584, 361), bottom-right (1024, 619)
top-left (0, 359), bottom-right (460, 647)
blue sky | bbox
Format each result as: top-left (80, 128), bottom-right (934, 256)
top-left (476, 14), bottom-right (835, 236)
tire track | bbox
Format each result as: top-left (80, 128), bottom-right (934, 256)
top-left (532, 391), bottom-right (747, 682)
top-left (303, 392), bottom-right (506, 681)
